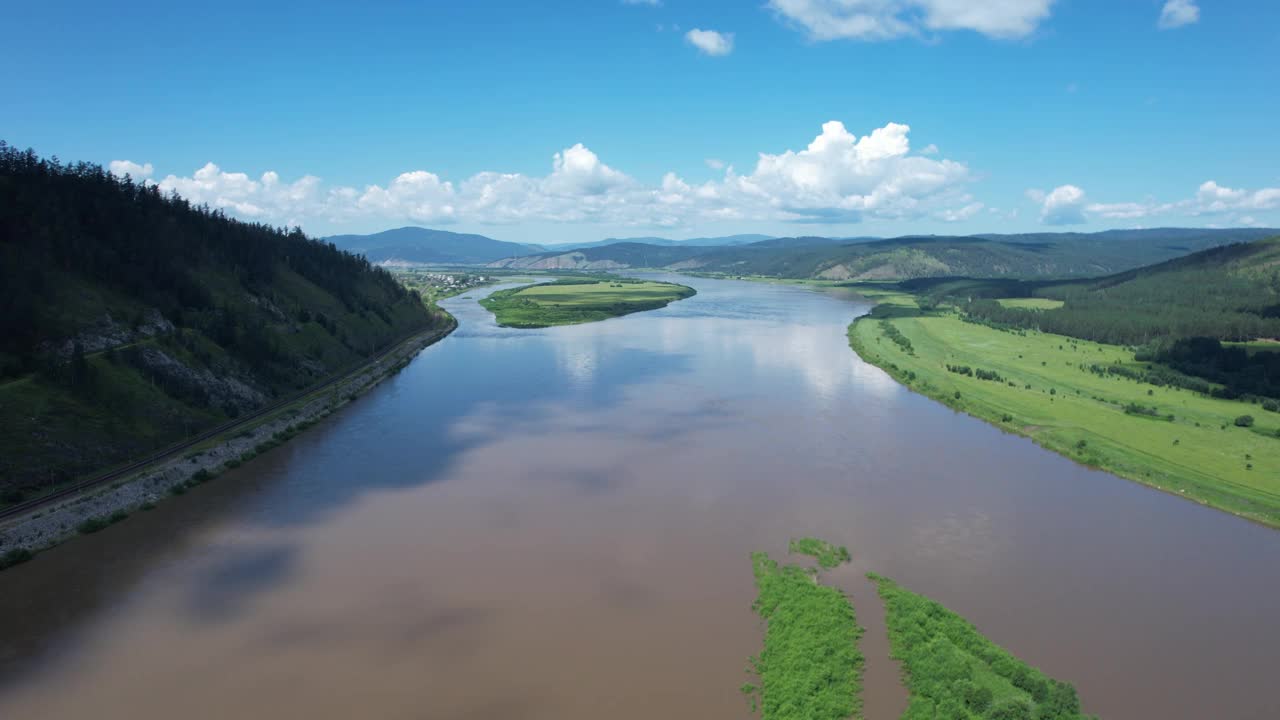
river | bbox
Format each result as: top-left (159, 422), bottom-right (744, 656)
top-left (1, 275), bottom-right (1277, 719)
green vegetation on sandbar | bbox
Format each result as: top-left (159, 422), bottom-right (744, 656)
top-left (871, 574), bottom-right (1094, 720)
top-left (848, 305), bottom-right (1280, 527)
top-left (742, 546), bottom-right (863, 719)
top-left (789, 537), bottom-right (852, 569)
top-left (480, 277), bottom-right (695, 328)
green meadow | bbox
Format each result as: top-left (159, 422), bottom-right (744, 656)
top-left (995, 298), bottom-right (1065, 310)
top-left (480, 278), bottom-right (695, 328)
top-left (848, 295), bottom-right (1280, 527)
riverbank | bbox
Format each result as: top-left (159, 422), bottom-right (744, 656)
top-left (0, 318), bottom-right (457, 568)
top-left (480, 278), bottom-right (696, 328)
top-left (847, 293), bottom-right (1280, 528)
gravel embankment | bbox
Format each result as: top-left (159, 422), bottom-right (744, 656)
top-left (0, 323), bottom-right (452, 557)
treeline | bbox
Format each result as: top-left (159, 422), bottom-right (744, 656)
top-left (934, 240), bottom-right (1280, 399)
top-left (0, 141), bottom-right (431, 380)
top-left (953, 241), bottom-right (1279, 345)
top-left (1149, 337), bottom-right (1280, 400)
top-left (0, 142), bottom-right (438, 494)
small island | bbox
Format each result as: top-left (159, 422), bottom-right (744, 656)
top-left (480, 277), bottom-right (696, 328)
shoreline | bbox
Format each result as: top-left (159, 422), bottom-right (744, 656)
top-left (846, 304), bottom-right (1280, 530)
top-left (0, 317), bottom-right (458, 567)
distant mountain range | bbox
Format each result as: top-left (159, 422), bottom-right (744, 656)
top-left (324, 227), bottom-right (544, 265)
top-left (324, 227), bottom-right (774, 265)
top-left (552, 234), bottom-right (773, 250)
top-left (488, 228), bottom-right (1280, 280)
top-left (327, 225), bottom-right (1280, 282)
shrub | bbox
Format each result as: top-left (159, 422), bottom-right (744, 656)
top-left (0, 548), bottom-right (34, 570)
top-left (988, 697), bottom-right (1034, 720)
top-left (76, 516), bottom-right (111, 534)
top-left (192, 468), bottom-right (213, 483)
top-left (1264, 399), bottom-right (1279, 413)
top-left (1235, 415), bottom-right (1255, 428)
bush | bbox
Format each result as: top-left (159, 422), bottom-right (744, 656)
top-left (192, 468), bottom-right (213, 483)
top-left (0, 548), bottom-right (34, 570)
top-left (988, 697), bottom-right (1034, 720)
top-left (1264, 399), bottom-right (1279, 413)
top-left (76, 516), bottom-right (110, 534)
top-left (1235, 415), bottom-right (1255, 427)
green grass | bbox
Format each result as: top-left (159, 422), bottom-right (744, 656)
top-left (848, 307), bottom-right (1280, 527)
top-left (480, 278), bottom-right (695, 328)
top-left (742, 545), bottom-right (863, 719)
top-left (995, 298), bottom-right (1065, 310)
top-left (789, 537), bottom-right (852, 569)
top-left (871, 574), bottom-right (1093, 720)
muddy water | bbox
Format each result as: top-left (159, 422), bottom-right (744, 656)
top-left (1, 276), bottom-right (1278, 720)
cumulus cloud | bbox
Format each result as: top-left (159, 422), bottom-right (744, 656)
top-left (112, 120), bottom-right (975, 232)
top-left (1032, 184), bottom-right (1087, 225)
top-left (1194, 181), bottom-right (1280, 213)
top-left (768, 0), bottom-right (1056, 41)
top-left (150, 163), bottom-right (322, 225)
top-left (108, 160), bottom-right (154, 180)
top-left (705, 158), bottom-right (726, 170)
top-left (1158, 0), bottom-right (1199, 29)
top-left (1027, 180), bottom-right (1280, 225)
top-left (685, 28), bottom-right (734, 56)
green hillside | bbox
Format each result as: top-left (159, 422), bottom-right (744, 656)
top-left (0, 143), bottom-right (440, 499)
top-left (488, 229), bottom-right (1275, 280)
top-left (924, 239), bottom-right (1280, 399)
top-left (325, 226), bottom-right (542, 265)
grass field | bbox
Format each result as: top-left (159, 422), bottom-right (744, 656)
top-left (480, 279), bottom-right (695, 328)
top-left (996, 298), bottom-right (1065, 310)
top-left (872, 573), bottom-right (1092, 720)
top-left (848, 297), bottom-right (1280, 527)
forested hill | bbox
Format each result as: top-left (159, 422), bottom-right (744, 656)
top-left (924, 238), bottom-right (1280, 399)
top-left (947, 239), bottom-right (1280, 344)
top-left (0, 143), bottom-right (438, 497)
top-left (489, 228), bottom-right (1275, 280)
top-left (325, 226), bottom-right (543, 265)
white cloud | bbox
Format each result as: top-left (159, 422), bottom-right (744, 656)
top-left (108, 160), bottom-right (154, 180)
top-left (938, 201), bottom-right (984, 222)
top-left (685, 28), bottom-right (734, 56)
top-left (1085, 201), bottom-right (1165, 220)
top-left (768, 0), bottom-right (1056, 41)
top-left (919, 143), bottom-right (939, 155)
top-left (1035, 184), bottom-right (1087, 225)
top-left (1024, 180), bottom-right (1280, 225)
top-left (1158, 0), bottom-right (1199, 29)
top-left (1194, 181), bottom-right (1280, 213)
top-left (149, 162), bottom-right (322, 226)
top-left (705, 158), bottom-right (726, 170)
top-left (112, 120), bottom-right (975, 232)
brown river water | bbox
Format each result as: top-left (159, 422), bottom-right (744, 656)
top-left (1, 276), bottom-right (1278, 719)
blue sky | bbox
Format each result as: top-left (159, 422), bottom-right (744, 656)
top-left (4, 0), bottom-right (1277, 243)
